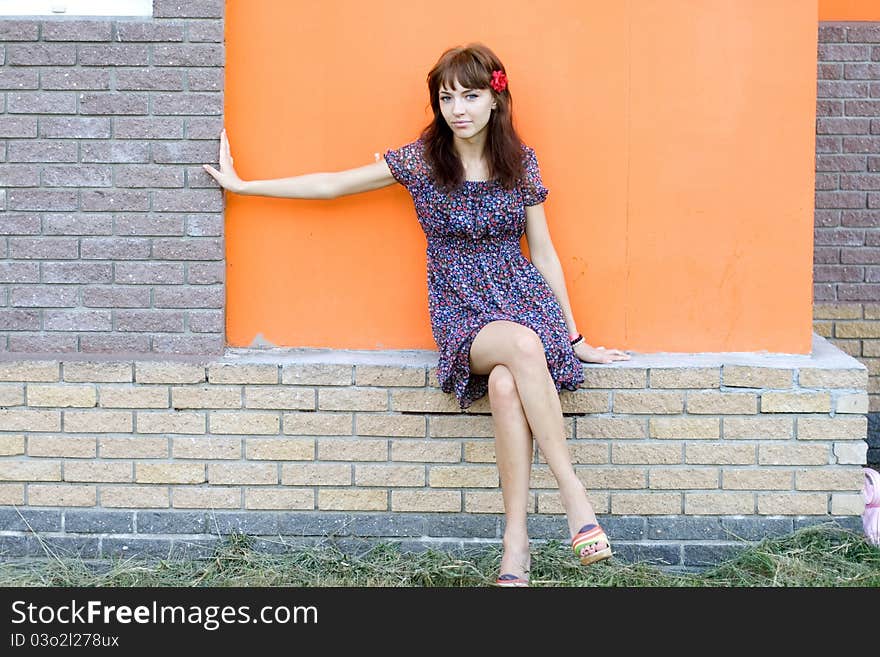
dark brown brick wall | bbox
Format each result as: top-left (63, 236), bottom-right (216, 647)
top-left (0, 0), bottom-right (225, 356)
top-left (816, 22), bottom-right (880, 465)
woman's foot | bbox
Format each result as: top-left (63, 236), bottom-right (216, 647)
top-left (572, 523), bottom-right (609, 558)
top-left (576, 538), bottom-right (610, 558)
top-left (497, 535), bottom-right (531, 585)
top-left (559, 481), bottom-right (609, 557)
top-left (572, 524), bottom-right (612, 565)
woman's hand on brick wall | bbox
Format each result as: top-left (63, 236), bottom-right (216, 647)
top-left (203, 129), bottom-right (246, 194)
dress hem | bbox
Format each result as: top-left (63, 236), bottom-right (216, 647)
top-left (437, 313), bottom-right (586, 410)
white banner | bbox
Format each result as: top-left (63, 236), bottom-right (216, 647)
top-left (0, 0), bottom-right (152, 16)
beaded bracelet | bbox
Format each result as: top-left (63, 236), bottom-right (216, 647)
top-left (570, 333), bottom-right (584, 346)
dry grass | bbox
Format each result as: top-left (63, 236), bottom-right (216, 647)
top-left (1, 522), bottom-right (877, 587)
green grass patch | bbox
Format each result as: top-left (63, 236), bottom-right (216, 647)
top-left (1, 523), bottom-right (878, 587)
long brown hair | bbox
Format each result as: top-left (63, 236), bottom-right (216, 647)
top-left (420, 43), bottom-right (525, 192)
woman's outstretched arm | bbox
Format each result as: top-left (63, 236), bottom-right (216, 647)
top-left (203, 129), bottom-right (397, 199)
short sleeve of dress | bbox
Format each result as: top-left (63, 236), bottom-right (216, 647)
top-left (520, 145), bottom-right (549, 206)
top-left (384, 139), bottom-right (426, 191)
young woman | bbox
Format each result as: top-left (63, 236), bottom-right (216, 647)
top-left (204, 43), bottom-right (631, 587)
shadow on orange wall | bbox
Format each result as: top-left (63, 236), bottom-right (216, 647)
top-left (224, 0), bottom-right (818, 354)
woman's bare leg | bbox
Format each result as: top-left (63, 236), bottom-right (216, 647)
top-left (488, 364), bottom-right (532, 578)
top-left (470, 320), bottom-right (607, 555)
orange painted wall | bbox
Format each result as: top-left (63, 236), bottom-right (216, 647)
top-left (224, 1), bottom-right (818, 353)
top-left (820, 0), bottom-right (880, 20)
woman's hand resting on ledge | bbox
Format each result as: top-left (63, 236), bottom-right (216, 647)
top-left (573, 341), bottom-right (632, 364)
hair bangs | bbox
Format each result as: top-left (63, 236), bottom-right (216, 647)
top-left (438, 54), bottom-right (488, 92)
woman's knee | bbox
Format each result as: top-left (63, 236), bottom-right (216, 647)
top-left (510, 330), bottom-right (546, 364)
top-left (488, 364), bottom-right (518, 403)
top-left (469, 321), bottom-right (545, 375)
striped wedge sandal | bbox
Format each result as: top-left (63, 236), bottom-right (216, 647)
top-left (495, 573), bottom-right (530, 587)
top-left (571, 523), bottom-right (612, 566)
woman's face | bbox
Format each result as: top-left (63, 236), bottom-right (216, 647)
top-left (438, 79), bottom-right (495, 142)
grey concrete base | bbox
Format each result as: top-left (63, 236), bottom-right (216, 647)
top-left (0, 508), bottom-right (863, 568)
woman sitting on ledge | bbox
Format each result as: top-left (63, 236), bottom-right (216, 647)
top-left (203, 43), bottom-right (632, 587)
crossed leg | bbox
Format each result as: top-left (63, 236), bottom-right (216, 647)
top-left (487, 364), bottom-right (533, 579)
top-left (472, 320), bottom-right (608, 568)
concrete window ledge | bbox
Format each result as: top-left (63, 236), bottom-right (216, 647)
top-left (0, 332), bottom-right (869, 568)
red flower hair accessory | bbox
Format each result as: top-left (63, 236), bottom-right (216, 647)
top-left (490, 69), bottom-right (508, 93)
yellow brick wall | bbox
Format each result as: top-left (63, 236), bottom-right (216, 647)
top-left (0, 356), bottom-right (869, 520)
top-left (815, 304), bottom-right (879, 412)
top-left (814, 304), bottom-right (878, 467)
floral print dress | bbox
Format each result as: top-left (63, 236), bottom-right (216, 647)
top-left (383, 138), bottom-right (585, 409)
